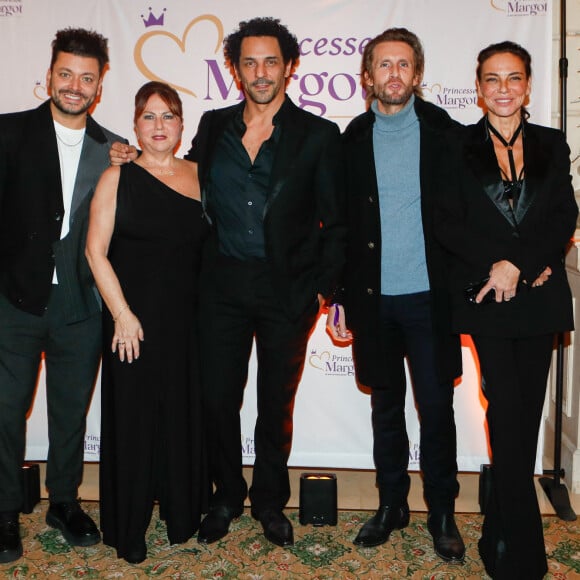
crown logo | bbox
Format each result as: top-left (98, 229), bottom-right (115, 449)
top-left (142, 7), bottom-right (166, 27)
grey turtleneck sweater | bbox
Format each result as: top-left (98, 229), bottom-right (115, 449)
top-left (372, 95), bottom-right (429, 295)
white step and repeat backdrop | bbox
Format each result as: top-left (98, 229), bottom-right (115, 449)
top-left (0, 0), bottom-right (551, 471)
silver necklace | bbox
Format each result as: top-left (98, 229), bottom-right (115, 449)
top-left (55, 131), bottom-right (84, 147)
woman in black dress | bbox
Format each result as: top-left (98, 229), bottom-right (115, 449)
top-left (435, 42), bottom-right (578, 579)
top-left (86, 82), bottom-right (209, 563)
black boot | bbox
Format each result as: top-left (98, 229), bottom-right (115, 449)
top-left (353, 503), bottom-right (410, 547)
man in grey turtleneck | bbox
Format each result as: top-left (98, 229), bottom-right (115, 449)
top-left (327, 28), bottom-right (465, 563)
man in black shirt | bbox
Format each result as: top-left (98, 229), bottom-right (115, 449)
top-left (189, 18), bottom-right (345, 547)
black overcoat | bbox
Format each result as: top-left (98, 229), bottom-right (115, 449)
top-left (342, 97), bottom-right (462, 388)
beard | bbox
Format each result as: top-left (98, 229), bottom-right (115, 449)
top-left (373, 81), bottom-right (414, 109)
top-left (244, 78), bottom-right (282, 105)
top-left (51, 89), bottom-right (96, 117)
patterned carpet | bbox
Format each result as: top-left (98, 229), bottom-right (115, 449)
top-left (2, 501), bottom-right (579, 578)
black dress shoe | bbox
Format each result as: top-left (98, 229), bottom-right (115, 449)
top-left (0, 512), bottom-right (22, 564)
top-left (197, 505), bottom-right (243, 544)
top-left (46, 501), bottom-right (101, 547)
top-left (427, 512), bottom-right (465, 563)
top-left (354, 503), bottom-right (410, 547)
top-left (252, 509), bottom-right (294, 547)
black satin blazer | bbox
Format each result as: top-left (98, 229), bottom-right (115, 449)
top-left (435, 117), bottom-right (578, 337)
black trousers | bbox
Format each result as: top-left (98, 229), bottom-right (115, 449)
top-left (369, 292), bottom-right (459, 512)
top-left (199, 256), bottom-right (318, 513)
top-left (0, 286), bottom-right (101, 512)
top-left (473, 333), bottom-right (553, 580)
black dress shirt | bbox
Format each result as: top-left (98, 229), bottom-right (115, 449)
top-left (207, 101), bottom-right (284, 260)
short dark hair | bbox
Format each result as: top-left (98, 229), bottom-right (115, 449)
top-left (223, 17), bottom-right (300, 69)
top-left (476, 40), bottom-right (532, 81)
top-left (134, 81), bottom-right (183, 125)
top-left (361, 27), bottom-right (425, 98)
top-left (50, 28), bottom-right (109, 74)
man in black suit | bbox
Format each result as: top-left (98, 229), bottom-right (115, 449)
top-left (190, 17), bottom-right (345, 547)
top-left (327, 28), bottom-right (465, 563)
top-left (0, 28), bottom-right (124, 563)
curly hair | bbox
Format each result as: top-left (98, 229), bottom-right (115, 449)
top-left (223, 17), bottom-right (300, 68)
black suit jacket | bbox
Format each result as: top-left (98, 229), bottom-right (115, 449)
top-left (186, 96), bottom-right (346, 321)
top-left (434, 117), bottom-right (578, 337)
top-left (0, 100), bottom-right (125, 321)
top-left (341, 97), bottom-right (462, 387)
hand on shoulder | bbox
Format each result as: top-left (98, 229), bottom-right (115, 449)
top-left (110, 141), bottom-right (138, 166)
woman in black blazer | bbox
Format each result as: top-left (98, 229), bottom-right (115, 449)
top-left (435, 41), bottom-right (578, 579)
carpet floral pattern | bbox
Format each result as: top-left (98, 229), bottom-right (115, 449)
top-left (2, 501), bottom-right (579, 578)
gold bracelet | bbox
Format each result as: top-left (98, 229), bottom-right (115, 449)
top-left (113, 304), bottom-right (129, 322)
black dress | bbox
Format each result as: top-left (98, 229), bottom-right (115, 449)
top-left (99, 162), bottom-right (209, 559)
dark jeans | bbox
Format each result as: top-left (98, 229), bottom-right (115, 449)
top-left (0, 286), bottom-right (101, 511)
top-left (371, 291), bottom-right (459, 512)
top-left (199, 256), bottom-right (318, 513)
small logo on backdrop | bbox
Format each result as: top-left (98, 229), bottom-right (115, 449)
top-left (241, 435), bottom-right (255, 459)
top-left (309, 349), bottom-right (355, 377)
top-left (33, 81), bottom-right (47, 101)
top-left (0, 0), bottom-right (23, 18)
top-left (490, 0), bottom-right (548, 16)
top-left (423, 83), bottom-right (478, 111)
top-left (409, 443), bottom-right (420, 467)
top-left (84, 435), bottom-right (100, 459)
top-left (142, 7), bottom-right (166, 27)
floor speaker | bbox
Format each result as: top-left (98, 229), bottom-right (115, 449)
top-left (21, 463), bottom-right (41, 514)
top-left (479, 463), bottom-right (492, 514)
top-left (299, 473), bottom-right (337, 526)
